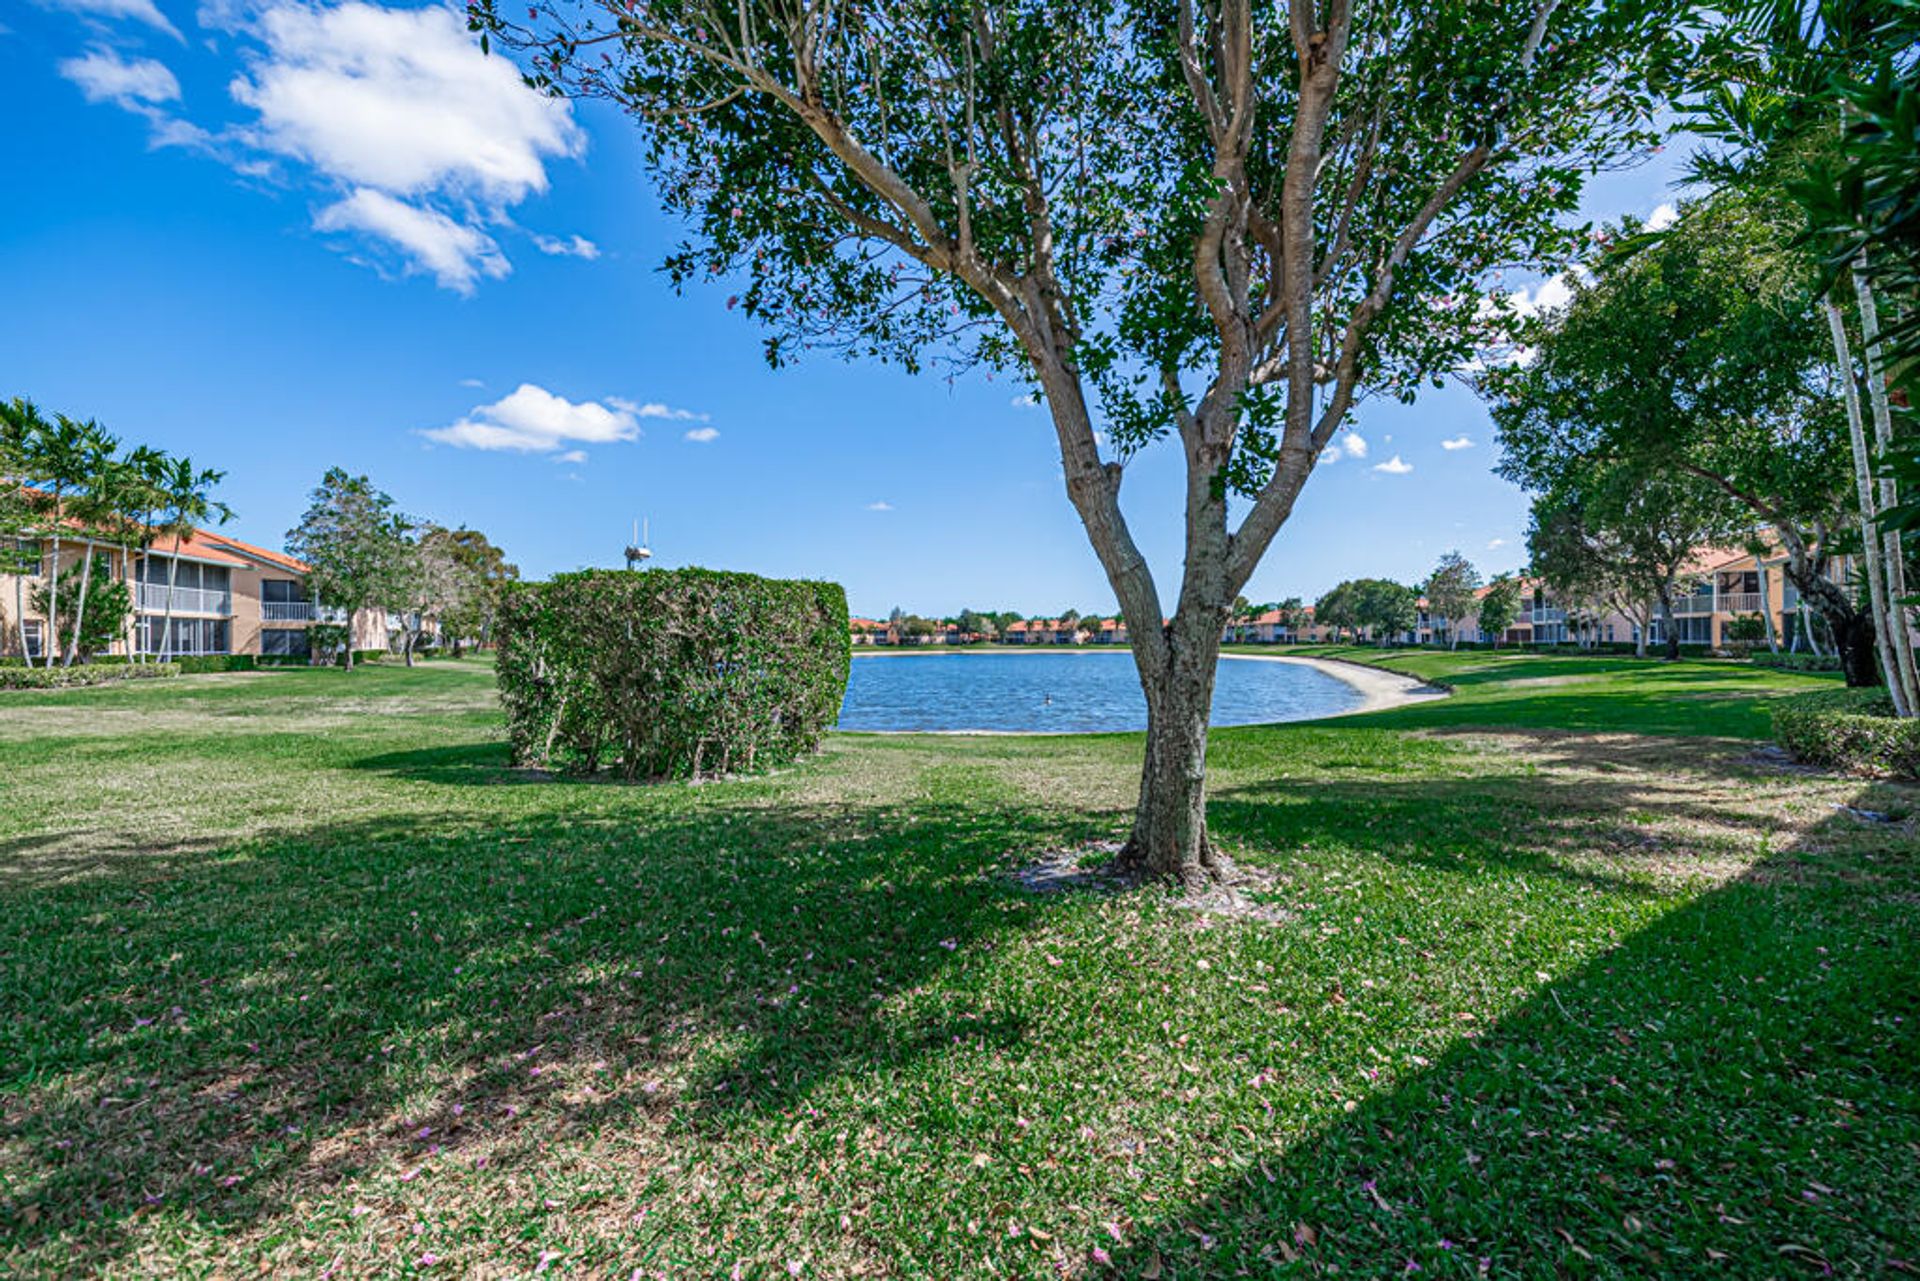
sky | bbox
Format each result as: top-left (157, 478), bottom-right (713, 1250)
top-left (3, 0), bottom-right (1694, 619)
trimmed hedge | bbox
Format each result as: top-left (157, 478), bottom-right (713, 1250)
top-left (497, 568), bottom-right (850, 781)
top-left (0, 662), bottom-right (181, 690)
top-left (1772, 687), bottom-right (1920, 779)
top-left (175, 655), bottom-right (257, 674)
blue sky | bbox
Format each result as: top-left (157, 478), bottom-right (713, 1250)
top-left (3, 1), bottom-right (1691, 619)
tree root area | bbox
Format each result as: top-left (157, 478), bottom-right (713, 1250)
top-left (1005, 840), bottom-right (1292, 924)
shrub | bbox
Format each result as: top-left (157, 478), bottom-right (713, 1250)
top-left (310, 623), bottom-right (350, 665)
top-left (497, 568), bottom-right (850, 781)
top-left (1772, 687), bottom-right (1920, 779)
top-left (175, 655), bottom-right (257, 674)
top-left (0, 662), bottom-right (181, 690)
top-left (1752, 650), bottom-right (1843, 673)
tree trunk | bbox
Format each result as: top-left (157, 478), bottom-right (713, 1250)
top-left (1788, 561), bottom-right (1879, 688)
top-left (1634, 605), bottom-right (1649, 659)
top-left (1757, 564), bottom-right (1780, 654)
top-left (1797, 600), bottom-right (1821, 656)
top-left (1656, 587), bottom-right (1680, 662)
top-left (44, 517), bottom-right (63, 670)
top-left (1853, 266), bottom-right (1919, 714)
top-left (63, 543), bottom-right (95, 667)
top-left (1112, 615), bottom-right (1233, 889)
top-left (159, 553), bottom-right (179, 664)
top-left (1824, 298), bottom-right (1908, 712)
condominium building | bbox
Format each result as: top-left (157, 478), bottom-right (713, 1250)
top-left (2, 526), bottom-right (388, 662)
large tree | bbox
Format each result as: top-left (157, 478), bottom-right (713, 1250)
top-left (1522, 466), bottom-right (1732, 660)
top-left (1422, 551), bottom-right (1481, 649)
top-left (1486, 189), bottom-right (1877, 682)
top-left (427, 526), bottom-right (521, 656)
top-left (286, 469), bottom-right (412, 672)
top-left (149, 456), bottom-right (230, 664)
top-left (1477, 575), bottom-right (1521, 646)
top-left (1353, 577), bottom-right (1418, 643)
top-left (1688, 0), bottom-right (1919, 707)
top-left (481, 0), bottom-right (1688, 884)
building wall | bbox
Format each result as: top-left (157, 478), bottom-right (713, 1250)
top-left (1, 539), bottom-right (388, 661)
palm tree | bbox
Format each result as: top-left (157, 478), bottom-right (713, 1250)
top-left (120, 446), bottom-right (172, 664)
top-left (19, 410), bottom-right (102, 669)
top-left (153, 457), bottom-right (230, 663)
top-left (56, 422), bottom-right (124, 667)
top-left (0, 401), bottom-right (44, 663)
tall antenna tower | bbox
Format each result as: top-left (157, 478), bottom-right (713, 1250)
top-left (624, 518), bottom-right (652, 570)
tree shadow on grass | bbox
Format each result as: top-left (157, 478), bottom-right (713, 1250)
top-left (1206, 728), bottom-right (1854, 894)
top-left (0, 792), bottom-right (1082, 1273)
top-left (1105, 777), bottom-right (1920, 1278)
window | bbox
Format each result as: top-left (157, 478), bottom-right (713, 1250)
top-left (262, 579), bottom-right (308, 604)
top-left (1647, 615), bottom-right (1713, 645)
top-left (260, 628), bottom-right (310, 659)
top-left (19, 619), bottom-right (44, 659)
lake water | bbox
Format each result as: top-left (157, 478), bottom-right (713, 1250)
top-left (836, 650), bottom-right (1364, 733)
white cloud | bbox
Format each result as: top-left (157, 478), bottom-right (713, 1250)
top-left (533, 232), bottom-right (599, 260)
top-left (1316, 448), bottom-right (1340, 468)
top-left (683, 426), bottom-right (720, 443)
top-left (866, 501), bottom-right (894, 512)
top-left (59, 2), bottom-right (585, 293)
top-left (1487, 537), bottom-right (1508, 550)
top-left (458, 377), bottom-right (485, 388)
top-left (58, 47), bottom-right (180, 108)
top-left (1441, 435), bottom-right (1474, 451)
top-left (1342, 431), bottom-right (1368, 460)
top-left (423, 383), bottom-right (653, 453)
top-left (1010, 393), bottom-right (1040, 409)
top-left (1373, 455), bottom-right (1413, 475)
top-left (314, 188), bottom-right (507, 294)
top-left (608, 397), bottom-right (708, 423)
top-left (553, 449), bottom-right (587, 465)
top-left (43, 0), bottom-right (182, 39)
top-left (1647, 202), bottom-right (1678, 231)
top-left (232, 3), bottom-right (582, 204)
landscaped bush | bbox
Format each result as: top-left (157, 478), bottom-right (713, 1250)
top-left (1751, 650), bottom-right (1843, 673)
top-left (497, 568), bottom-right (850, 780)
top-left (1772, 687), bottom-right (1920, 778)
top-left (174, 655), bottom-right (257, 674)
top-left (0, 662), bottom-right (180, 690)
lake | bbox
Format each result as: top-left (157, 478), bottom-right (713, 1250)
top-left (836, 649), bottom-right (1365, 733)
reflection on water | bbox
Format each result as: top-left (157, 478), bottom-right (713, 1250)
top-left (836, 650), bottom-right (1363, 733)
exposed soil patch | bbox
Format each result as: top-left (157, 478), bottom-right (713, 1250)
top-left (1006, 840), bottom-right (1131, 894)
top-left (1008, 842), bottom-right (1294, 925)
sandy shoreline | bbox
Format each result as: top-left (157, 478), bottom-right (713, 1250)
top-left (841, 649), bottom-right (1447, 733)
top-left (1216, 651), bottom-right (1449, 717)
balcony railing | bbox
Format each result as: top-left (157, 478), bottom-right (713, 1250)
top-left (262, 600), bottom-right (314, 621)
top-left (1721, 592), bottom-right (1763, 614)
top-left (137, 583), bottom-right (232, 615)
top-left (1675, 595), bottom-right (1718, 615)
top-left (1530, 607), bottom-right (1567, 623)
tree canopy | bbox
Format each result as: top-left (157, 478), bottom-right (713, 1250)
top-left (479, 0), bottom-right (1699, 882)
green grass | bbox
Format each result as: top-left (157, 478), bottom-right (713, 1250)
top-left (2, 653), bottom-right (1916, 1277)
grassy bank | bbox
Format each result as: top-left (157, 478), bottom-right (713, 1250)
top-left (2, 654), bottom-right (1915, 1277)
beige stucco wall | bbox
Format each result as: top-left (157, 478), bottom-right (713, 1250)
top-left (0, 540), bottom-right (384, 661)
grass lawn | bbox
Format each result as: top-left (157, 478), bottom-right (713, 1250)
top-left (2, 650), bottom-right (1916, 1277)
